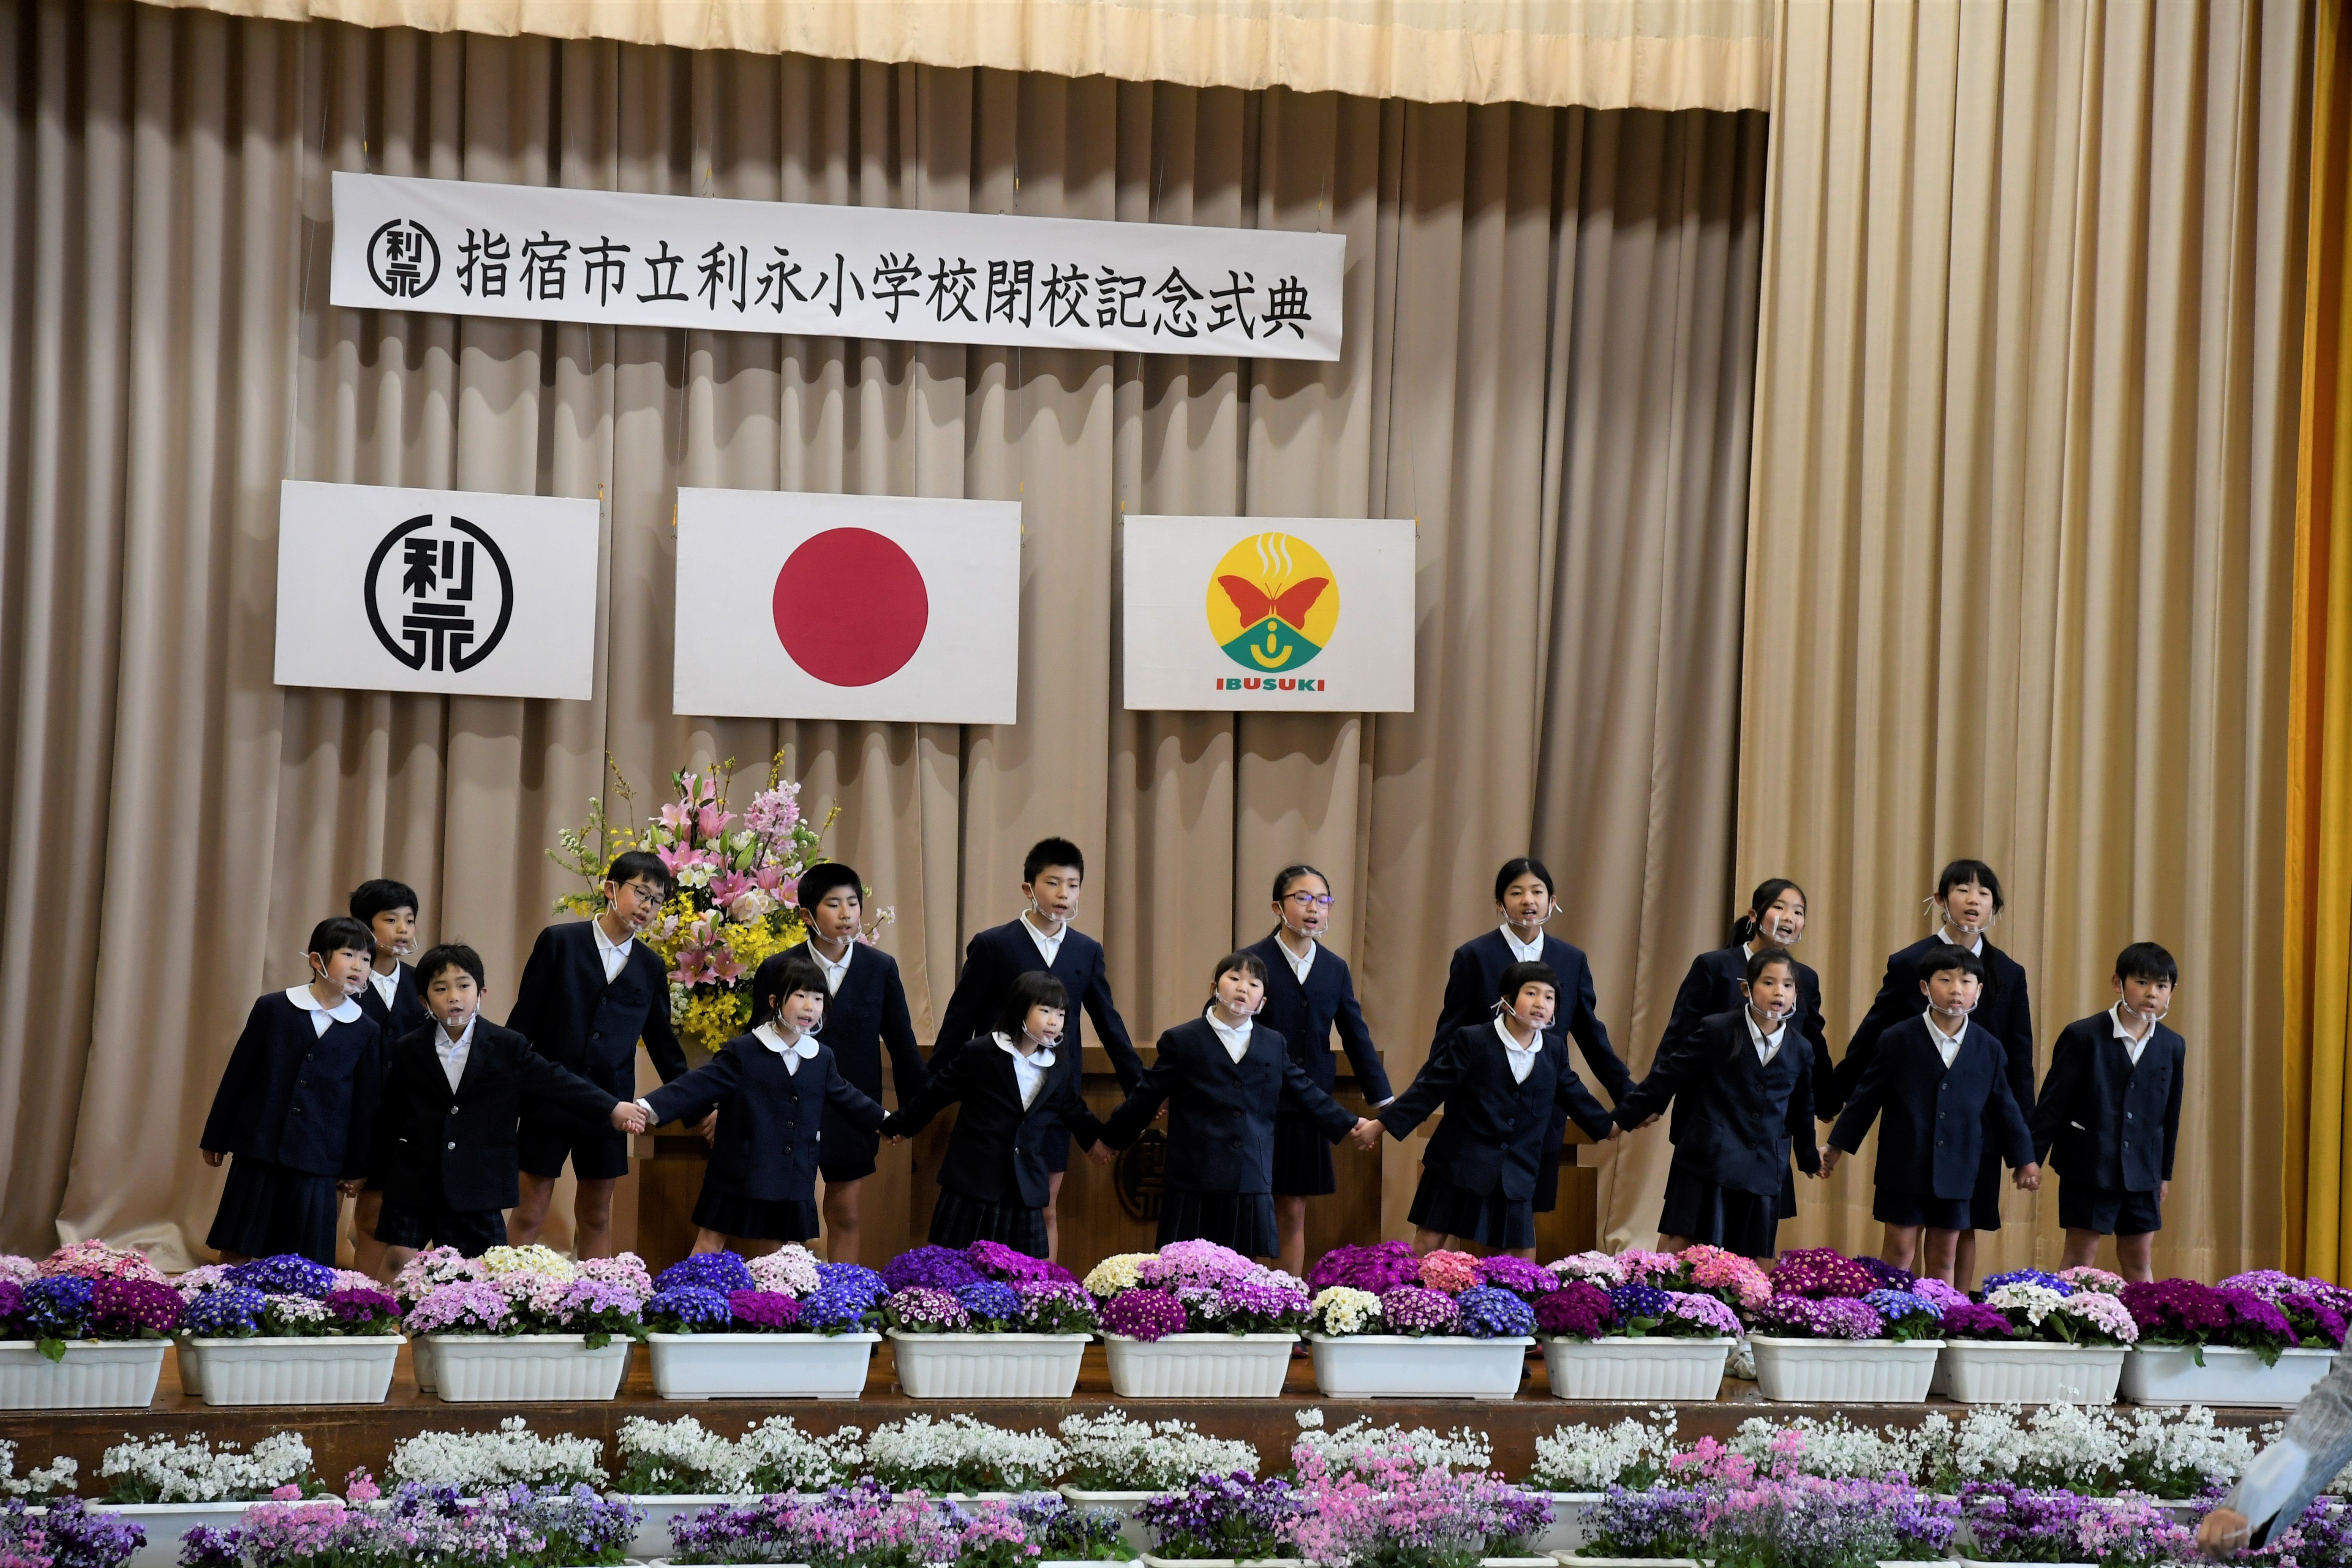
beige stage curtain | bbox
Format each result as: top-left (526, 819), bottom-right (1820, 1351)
top-left (0, 0), bottom-right (1763, 1264)
top-left (1742, 0), bottom-right (2311, 1278)
top-left (134, 0), bottom-right (1777, 112)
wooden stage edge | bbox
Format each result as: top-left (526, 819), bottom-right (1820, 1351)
top-left (0, 1343), bottom-right (2278, 1488)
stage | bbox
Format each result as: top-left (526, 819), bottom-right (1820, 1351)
top-left (3, 1342), bottom-right (2276, 1490)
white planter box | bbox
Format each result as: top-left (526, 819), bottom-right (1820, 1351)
top-left (1101, 1331), bottom-right (1297, 1398)
top-left (1748, 1336), bottom-right (1942, 1402)
top-left (1060, 1487), bottom-right (1157, 1552)
top-left (424, 1334), bottom-right (632, 1401)
top-left (1541, 1338), bottom-right (1731, 1401)
top-left (886, 1330), bottom-right (1089, 1399)
top-left (1531, 1494), bottom-right (1603, 1553)
top-left (409, 1332), bottom-right (438, 1393)
top-left (0, 1339), bottom-right (167, 1409)
top-left (618, 1495), bottom-right (766, 1558)
top-left (1553, 1557), bottom-right (1703, 1568)
top-left (1306, 1333), bottom-right (1532, 1399)
top-left (172, 1337), bottom-right (205, 1397)
top-left (180, 1337), bottom-right (403, 1405)
top-left (2120, 1344), bottom-right (2335, 1405)
top-left (1139, 1557), bottom-right (1303, 1567)
top-left (645, 1331), bottom-right (878, 1400)
top-left (1934, 1339), bottom-right (2125, 1405)
top-left (97, 1501), bottom-right (346, 1568)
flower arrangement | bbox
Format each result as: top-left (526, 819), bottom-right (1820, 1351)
top-left (1982, 1282), bottom-right (2139, 1347)
top-left (0, 1441), bottom-right (75, 1499)
top-left (1473, 1255), bottom-right (1558, 1301)
top-left (1533, 1281), bottom-right (1616, 1341)
top-left (614, 1414), bottom-right (864, 1495)
top-left (1057, 1412), bottom-right (1258, 1493)
top-left (802, 1262), bottom-right (890, 1333)
top-left (180, 1481), bottom-right (641, 1568)
top-left (402, 1250), bottom-right (648, 1348)
top-left (2058, 1266), bottom-right (2127, 1294)
top-left (863, 1415), bottom-right (1065, 1494)
top-left (552, 757), bottom-right (886, 1052)
top-left (1601, 1284), bottom-right (1741, 1341)
top-left (1135, 1473), bottom-right (1300, 1561)
top-left (666, 1479), bottom-right (964, 1568)
top-left (40, 1241), bottom-right (166, 1284)
top-left (1751, 1296), bottom-right (1885, 1340)
top-left (98, 1433), bottom-right (318, 1504)
top-left (1859, 1288), bottom-right (1944, 1343)
top-left (1307, 1242), bottom-right (1423, 1297)
top-left (0, 1496), bottom-right (143, 1568)
top-left (172, 1255), bottom-right (398, 1339)
top-left (1085, 1241), bottom-right (1308, 1340)
top-left (1701, 1473), bottom-right (1957, 1568)
top-left (880, 1245), bottom-right (1097, 1337)
top-left (1306, 1249), bottom-right (1530, 1340)
top-left (1547, 1251), bottom-right (1627, 1289)
top-left (1939, 1301), bottom-right (2019, 1340)
top-left (1764, 1248), bottom-right (1878, 1301)
top-left (0, 1263), bottom-right (182, 1359)
top-left (2225, 1270), bottom-right (2352, 1349)
top-left (1528, 1411), bottom-right (1682, 1492)
top-left (1583, 1484), bottom-right (1707, 1559)
top-left (645, 1251), bottom-right (820, 1336)
top-left (1675, 1247), bottom-right (1772, 1309)
top-left (1955, 1481), bottom-right (2194, 1568)
top-left (1287, 1432), bottom-right (1551, 1568)
top-left (1307, 1288), bottom-right (1383, 1338)
top-left (2120, 1279), bottom-right (2299, 1364)
top-left (1289, 1414), bottom-right (1492, 1479)
top-left (386, 1418), bottom-right (606, 1491)
top-left (1377, 1285), bottom-right (1461, 1337)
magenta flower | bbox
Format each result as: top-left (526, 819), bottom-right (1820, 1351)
top-left (1377, 1285), bottom-right (1462, 1335)
top-left (1308, 1241), bottom-right (1422, 1295)
top-left (1535, 1280), bottom-right (1617, 1339)
top-left (1475, 1254), bottom-right (1557, 1298)
top-left (1099, 1288), bottom-right (1188, 1341)
top-left (1767, 1247), bottom-right (1880, 1300)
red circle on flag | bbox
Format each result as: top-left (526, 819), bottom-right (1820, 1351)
top-left (771, 527), bottom-right (930, 686)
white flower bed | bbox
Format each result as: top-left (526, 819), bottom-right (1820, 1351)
top-left (1058, 1411), bottom-right (1258, 1491)
top-left (615, 1414), bottom-right (864, 1494)
top-left (98, 1432), bottom-right (314, 1503)
top-left (1529, 1410), bottom-right (1680, 1492)
top-left (1288, 1410), bottom-right (1492, 1475)
top-left (0, 1440), bottom-right (75, 1498)
top-left (386, 1416), bottom-right (605, 1491)
top-left (865, 1413), bottom-right (1065, 1493)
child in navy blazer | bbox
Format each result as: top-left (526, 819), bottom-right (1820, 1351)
top-left (882, 972), bottom-right (1116, 1258)
top-left (637, 950), bottom-right (887, 1252)
top-left (506, 849), bottom-right (693, 1260)
top-left (1246, 863), bottom-right (1394, 1279)
top-left (1375, 960), bottom-right (1618, 1258)
top-left (348, 878), bottom-right (428, 1279)
top-left (1619, 945), bottom-right (1820, 1259)
top-left (795, 863), bottom-right (927, 1264)
top-left (1430, 858), bottom-right (1632, 1216)
top-left (932, 837), bottom-right (1145, 1258)
top-left (200, 917), bottom-right (384, 1266)
top-left (1102, 952), bottom-right (1377, 1259)
top-left (2031, 942), bottom-right (2186, 1282)
top-left (1822, 944), bottom-right (2041, 1284)
top-left (1827, 859), bottom-right (2035, 1285)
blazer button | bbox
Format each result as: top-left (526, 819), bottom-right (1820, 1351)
top-left (2125, 1111), bottom-right (2134, 1120)
top-left (446, 1141), bottom-right (457, 1150)
top-left (451, 1105), bottom-right (460, 1115)
top-left (591, 1031), bottom-right (602, 1041)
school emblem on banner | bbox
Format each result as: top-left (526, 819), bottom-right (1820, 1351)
top-left (1207, 532), bottom-right (1338, 674)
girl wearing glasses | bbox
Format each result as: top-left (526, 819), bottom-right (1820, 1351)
top-left (1244, 864), bottom-right (1394, 1279)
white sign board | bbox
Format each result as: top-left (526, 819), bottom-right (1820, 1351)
top-left (674, 489), bottom-right (1021, 724)
top-left (1122, 516), bottom-right (1417, 712)
top-left (331, 171), bottom-right (1346, 361)
top-left (273, 480), bottom-right (600, 700)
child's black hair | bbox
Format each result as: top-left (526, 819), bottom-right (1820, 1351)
top-left (1494, 857), bottom-right (1555, 906)
top-left (996, 971), bottom-right (1072, 1037)
top-left (751, 950), bottom-right (831, 1027)
top-left (1916, 942), bottom-right (1987, 985)
top-left (2115, 941), bottom-right (2179, 986)
top-left (1210, 949), bottom-right (1269, 1001)
top-left (349, 878), bottom-right (421, 925)
top-left (1732, 878), bottom-right (1805, 945)
top-left (1269, 862), bottom-right (1330, 936)
top-left (416, 943), bottom-right (486, 991)
top-left (1743, 944), bottom-right (1796, 987)
top-left (1498, 959), bottom-right (1560, 1003)
top-left (1024, 837), bottom-right (1086, 885)
top-left (1936, 859), bottom-right (2006, 913)
top-left (308, 916), bottom-right (378, 962)
top-left (797, 863), bottom-right (863, 913)
top-left (605, 849), bottom-right (676, 898)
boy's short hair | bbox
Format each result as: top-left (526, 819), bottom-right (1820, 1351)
top-left (1936, 858), bottom-right (2006, 912)
top-left (996, 971), bottom-right (1072, 1037)
top-left (2115, 941), bottom-right (2179, 985)
top-left (1916, 942), bottom-right (1987, 985)
top-left (1494, 857), bottom-right (1555, 905)
top-left (1498, 959), bottom-right (1560, 1002)
top-left (1212, 950), bottom-right (1269, 991)
top-left (797, 863), bottom-right (863, 912)
top-left (1024, 837), bottom-right (1086, 885)
top-left (751, 950), bottom-right (831, 1024)
top-left (1743, 944), bottom-right (1796, 987)
top-left (416, 943), bottom-right (486, 991)
top-left (308, 916), bottom-right (378, 961)
top-left (605, 849), bottom-right (676, 898)
top-left (349, 878), bottom-right (420, 923)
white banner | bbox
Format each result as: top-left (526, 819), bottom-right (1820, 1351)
top-left (1122, 516), bottom-right (1416, 712)
top-left (674, 489), bottom-right (1021, 724)
top-left (273, 480), bottom-right (601, 700)
top-left (331, 172), bottom-right (1345, 362)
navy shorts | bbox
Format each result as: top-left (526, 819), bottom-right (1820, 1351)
top-left (2057, 1179), bottom-right (2162, 1236)
top-left (517, 1112), bottom-right (632, 1181)
top-left (1872, 1188), bottom-right (1973, 1230)
top-left (373, 1196), bottom-right (509, 1256)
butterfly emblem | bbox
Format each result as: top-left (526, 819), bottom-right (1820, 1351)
top-left (1218, 575), bottom-right (1329, 630)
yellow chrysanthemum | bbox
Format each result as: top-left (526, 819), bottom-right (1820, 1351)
top-left (1083, 1253), bottom-right (1156, 1297)
top-left (480, 1244), bottom-right (577, 1282)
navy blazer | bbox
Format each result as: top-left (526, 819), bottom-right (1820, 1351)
top-left (884, 1036), bottom-right (1110, 1208)
top-left (1243, 934), bottom-right (1393, 1113)
top-left (1655, 945), bottom-right (1835, 1135)
top-left (506, 921), bottom-right (691, 1098)
top-left (641, 1034), bottom-right (886, 1203)
top-left (1103, 1017), bottom-right (1357, 1195)
top-left (1431, 929), bottom-right (1633, 1102)
top-left (357, 961), bottom-right (430, 1047)
top-left (2031, 1011), bottom-right (2186, 1192)
top-left (375, 1020), bottom-right (618, 1212)
top-left (933, 920), bottom-right (1145, 1092)
top-left (1617, 1009), bottom-right (1819, 1195)
top-left (1382, 1023), bottom-right (1615, 1201)
top-left (810, 942), bottom-right (926, 1106)
top-left (1829, 935), bottom-right (2034, 1124)
top-left (1828, 1013), bottom-right (2035, 1199)
top-left (201, 991), bottom-right (382, 1179)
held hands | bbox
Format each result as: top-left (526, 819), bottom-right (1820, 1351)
top-left (694, 1111), bottom-right (719, 1143)
top-left (1604, 1122), bottom-right (1623, 1142)
top-left (2013, 1161), bottom-right (2042, 1192)
top-left (1348, 1117), bottom-right (1384, 1151)
top-left (2197, 1509), bottom-right (2252, 1557)
top-left (335, 1178), bottom-right (363, 1197)
top-left (1086, 1139), bottom-right (1116, 1166)
top-left (200, 1149), bottom-right (224, 1168)
top-left (609, 1101), bottom-right (650, 1135)
top-left (1818, 1146), bottom-right (1843, 1178)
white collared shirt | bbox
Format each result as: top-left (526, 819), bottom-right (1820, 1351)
top-left (1937, 925), bottom-right (1985, 956)
top-left (286, 985), bottom-right (364, 1038)
top-left (754, 1021), bottom-right (820, 1075)
top-left (994, 1031), bottom-right (1055, 1109)
top-left (368, 965), bottom-right (402, 1014)
top-left (436, 1017), bottom-right (476, 1093)
top-left (592, 919), bottom-right (634, 983)
top-left (1021, 912), bottom-right (1067, 967)
top-left (1494, 1017), bottom-right (1543, 1084)
top-left (1746, 1008), bottom-right (1787, 1066)
top-left (1277, 934), bottom-right (1317, 984)
top-left (1922, 1008), bottom-right (1967, 1069)
top-left (1499, 923), bottom-right (1545, 964)
top-left (2110, 1002), bottom-right (2155, 1067)
top-left (806, 938), bottom-right (853, 996)
top-left (1205, 1007), bottom-right (1253, 1063)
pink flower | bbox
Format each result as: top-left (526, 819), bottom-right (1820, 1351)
top-left (726, 891), bottom-right (770, 923)
top-left (343, 1470), bottom-right (379, 1503)
top-left (1418, 1250), bottom-right (1483, 1294)
top-left (270, 1486), bottom-right (302, 1502)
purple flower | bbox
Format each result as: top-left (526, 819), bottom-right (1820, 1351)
top-left (1099, 1288), bottom-right (1187, 1340)
top-left (1941, 1301), bottom-right (2017, 1339)
top-left (1855, 1256), bottom-right (1919, 1292)
top-left (967, 1239), bottom-right (1067, 1284)
top-left (1756, 1294), bottom-right (1885, 1339)
top-left (20, 1277), bottom-right (93, 1340)
top-left (798, 1280), bottom-right (876, 1333)
top-left (1308, 1241), bottom-right (1422, 1295)
top-left (1587, 1486), bottom-right (1707, 1558)
top-left (1535, 1280), bottom-right (1617, 1339)
top-left (224, 1255), bottom-right (338, 1298)
top-left (884, 1285), bottom-right (969, 1331)
top-left (1137, 1473), bottom-right (1299, 1560)
top-left (1984, 1267), bottom-right (2075, 1297)
top-left (2122, 1278), bottom-right (2240, 1345)
top-left (1137, 1239), bottom-right (1258, 1291)
top-left (90, 1278), bottom-right (182, 1335)
top-left (1377, 1285), bottom-right (1461, 1335)
top-left (182, 1285), bottom-right (265, 1338)
top-left (324, 1287), bottom-right (399, 1327)
top-left (725, 1289), bottom-right (803, 1331)
top-left (1767, 1247), bottom-right (1879, 1300)
top-left (654, 1251), bottom-right (756, 1295)
top-left (1455, 1284), bottom-right (1535, 1338)
top-left (1660, 1290), bottom-right (1742, 1338)
top-left (951, 1279), bottom-right (1023, 1325)
top-left (403, 1279), bottom-right (511, 1335)
top-left (1610, 1282), bottom-right (1674, 1323)
top-left (2282, 1291), bottom-right (2349, 1349)
top-left (1014, 1278), bottom-right (1098, 1334)
top-left (1212, 1275), bottom-right (1310, 1330)
top-left (647, 1285), bottom-right (733, 1331)
top-left (879, 1246), bottom-right (984, 1291)
top-left (1475, 1253), bottom-right (1557, 1298)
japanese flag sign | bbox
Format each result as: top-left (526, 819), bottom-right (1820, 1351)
top-left (673, 489), bottom-right (1021, 724)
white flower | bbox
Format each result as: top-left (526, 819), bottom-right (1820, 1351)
top-left (1294, 1408), bottom-right (1325, 1430)
top-left (615, 1414), bottom-right (862, 1494)
top-left (0, 1440), bottom-right (75, 1498)
top-left (264, 1294), bottom-right (331, 1324)
top-left (388, 1417), bottom-right (606, 1491)
top-left (1731, 1413), bottom-right (1946, 1482)
top-left (99, 1433), bottom-right (313, 1503)
top-left (1058, 1411), bottom-right (1257, 1491)
top-left (1548, 1251), bottom-right (1626, 1288)
top-left (1082, 1254), bottom-right (1154, 1297)
top-left (1984, 1282), bottom-right (2067, 1324)
top-left (866, 1414), bottom-right (1066, 1492)
top-left (1530, 1411), bottom-right (1681, 1491)
top-left (1291, 1417), bottom-right (1489, 1479)
top-left (1308, 1286), bottom-right (1381, 1337)
top-left (479, 1245), bottom-right (578, 1283)
top-left (748, 1245), bottom-right (822, 1297)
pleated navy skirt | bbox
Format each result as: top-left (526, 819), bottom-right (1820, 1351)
top-left (1406, 1168), bottom-right (1533, 1250)
top-left (928, 1190), bottom-right (1050, 1258)
top-left (693, 1181), bottom-right (821, 1245)
top-left (1657, 1166), bottom-right (1782, 1259)
top-left (1270, 1113), bottom-right (1337, 1196)
top-left (206, 1157), bottom-right (339, 1265)
top-left (1157, 1190), bottom-right (1278, 1259)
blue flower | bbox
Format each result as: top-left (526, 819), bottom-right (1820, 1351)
top-left (1983, 1268), bottom-right (2074, 1298)
top-left (1865, 1288), bottom-right (1944, 1321)
top-left (1609, 1282), bottom-right (1674, 1323)
top-left (952, 1280), bottom-right (1023, 1325)
top-left (645, 1285), bottom-right (732, 1331)
top-left (653, 1252), bottom-right (755, 1296)
top-left (182, 1285), bottom-right (266, 1338)
top-left (225, 1255), bottom-right (337, 1298)
top-left (22, 1277), bottom-right (93, 1339)
top-left (800, 1281), bottom-right (876, 1331)
top-left (815, 1262), bottom-right (889, 1309)
top-left (1456, 1284), bottom-right (1535, 1339)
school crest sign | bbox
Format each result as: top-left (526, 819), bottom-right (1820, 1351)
top-left (1208, 532), bottom-right (1339, 675)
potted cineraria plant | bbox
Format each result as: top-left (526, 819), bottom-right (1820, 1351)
top-left (1953, 1482), bottom-right (2195, 1568)
top-left (1742, 1250), bottom-right (1941, 1402)
top-left (93, 1432), bottom-right (326, 1568)
top-left (1702, 1473), bottom-right (1958, 1568)
top-left (612, 1413), bottom-right (865, 1557)
top-left (394, 1245), bottom-right (649, 1402)
top-left (385, 1416), bottom-right (606, 1495)
top-left (180, 1475), bottom-right (640, 1568)
top-left (1928, 1270), bottom-right (2135, 1405)
top-left (1135, 1473), bottom-right (1301, 1568)
top-left (1082, 1242), bottom-right (1310, 1399)
top-left (0, 1242), bottom-right (180, 1409)
top-left (1558, 1485), bottom-right (1708, 1568)
top-left (1057, 1412), bottom-right (1258, 1548)
top-left (1533, 1276), bottom-right (1740, 1402)
top-left (2118, 1277), bottom-right (2329, 1405)
top-left (1299, 1246), bottom-right (1535, 1400)
top-left (172, 1257), bottom-right (401, 1407)
top-left (866, 1414), bottom-right (1067, 1499)
top-left (1526, 1413), bottom-right (1684, 1552)
top-left (641, 1247), bottom-right (884, 1399)
top-left (875, 1244), bottom-right (1096, 1400)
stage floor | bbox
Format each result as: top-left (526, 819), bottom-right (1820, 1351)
top-left (3, 1342), bottom-right (2275, 1489)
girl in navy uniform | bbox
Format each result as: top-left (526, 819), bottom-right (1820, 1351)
top-left (1102, 953), bottom-right (1378, 1259)
top-left (1374, 961), bottom-right (1619, 1258)
top-left (1244, 864), bottom-right (1393, 1279)
top-left (636, 951), bottom-right (887, 1253)
top-left (1829, 860), bottom-right (2035, 1287)
top-left (1617, 945), bottom-right (1821, 1258)
top-left (795, 863), bottom-right (927, 1264)
top-left (882, 972), bottom-right (1115, 1258)
top-left (200, 917), bottom-right (385, 1266)
top-left (348, 878), bottom-right (428, 1280)
top-left (1430, 859), bottom-right (1632, 1217)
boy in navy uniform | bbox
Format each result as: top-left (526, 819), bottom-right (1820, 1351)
top-left (1821, 944), bottom-right (2042, 1284)
top-left (932, 837), bottom-right (1145, 1259)
top-left (2031, 942), bottom-right (2185, 1282)
top-left (348, 879), bottom-right (427, 1279)
top-left (506, 849), bottom-right (691, 1258)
